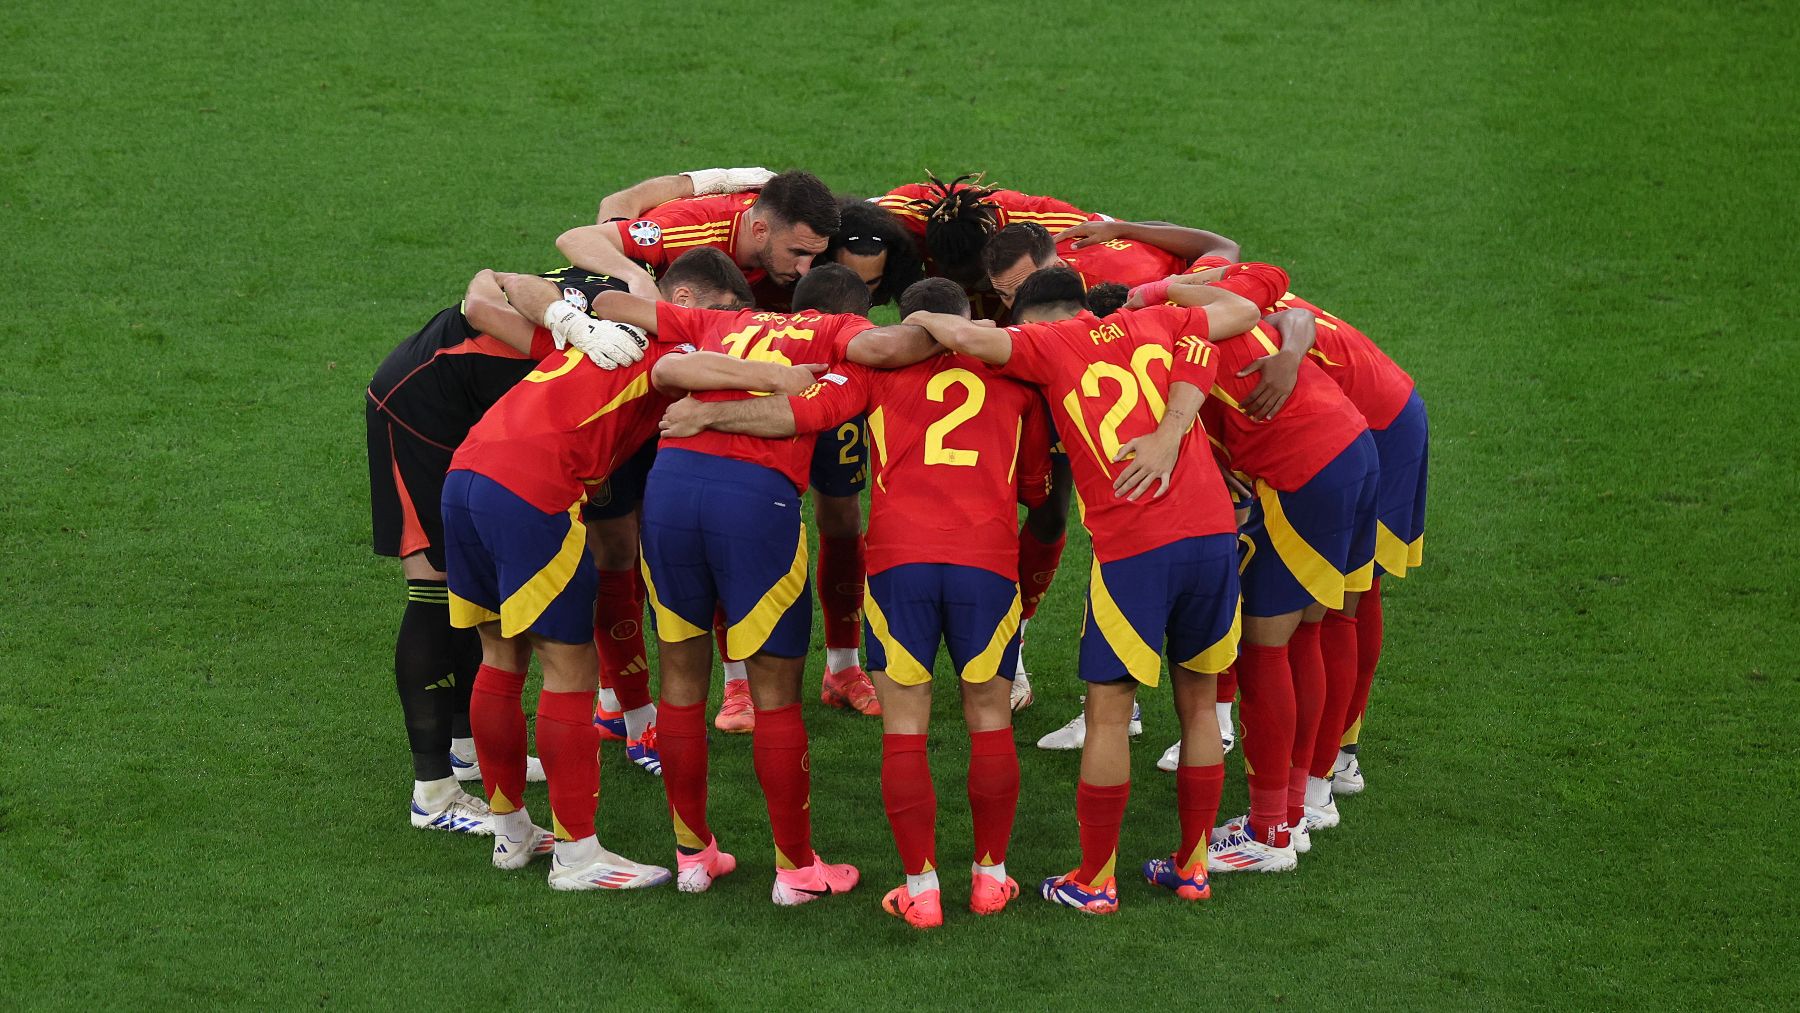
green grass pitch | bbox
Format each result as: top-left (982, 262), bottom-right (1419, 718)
top-left (2, 1), bottom-right (1795, 1007)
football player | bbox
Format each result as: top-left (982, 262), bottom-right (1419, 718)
top-left (907, 267), bottom-right (1266, 914)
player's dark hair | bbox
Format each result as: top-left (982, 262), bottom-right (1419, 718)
top-left (792, 263), bottom-right (872, 316)
top-left (897, 277), bottom-right (971, 318)
top-left (1011, 266), bottom-right (1089, 320)
top-left (659, 247), bottom-right (754, 308)
top-left (981, 222), bottom-right (1057, 280)
top-left (825, 198), bottom-right (923, 305)
top-left (913, 171), bottom-right (999, 284)
top-left (753, 170), bottom-right (841, 237)
top-left (1086, 282), bottom-right (1131, 318)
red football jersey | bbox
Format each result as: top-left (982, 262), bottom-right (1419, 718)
top-left (655, 304), bottom-right (874, 491)
top-left (1187, 257), bottom-right (1414, 429)
top-left (615, 192), bottom-right (791, 309)
top-left (449, 345), bottom-right (675, 513)
top-left (996, 306), bottom-right (1236, 562)
top-left (1188, 321), bottom-right (1367, 492)
top-left (789, 354), bottom-right (1046, 580)
top-left (1057, 236), bottom-right (1191, 289)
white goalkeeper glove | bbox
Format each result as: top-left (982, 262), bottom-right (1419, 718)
top-left (542, 300), bottom-right (647, 369)
top-left (682, 166), bottom-right (776, 196)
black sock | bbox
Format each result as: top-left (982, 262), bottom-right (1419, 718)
top-left (397, 579), bottom-right (457, 781)
top-left (448, 623), bottom-right (481, 740)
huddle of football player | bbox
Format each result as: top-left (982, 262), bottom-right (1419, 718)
top-left (364, 166), bottom-right (1429, 922)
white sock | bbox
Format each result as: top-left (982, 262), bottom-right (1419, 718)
top-left (907, 870), bottom-right (940, 896)
top-left (973, 861), bottom-right (1007, 883)
top-left (623, 702), bottom-right (656, 740)
top-left (449, 736), bottom-right (476, 762)
top-left (826, 647), bottom-right (859, 674)
top-left (1014, 620), bottom-right (1030, 677)
top-left (1215, 701), bottom-right (1234, 735)
top-left (1336, 748), bottom-right (1355, 768)
top-left (1306, 776), bottom-right (1332, 808)
top-left (723, 661), bottom-right (748, 685)
top-left (492, 807), bottom-right (531, 840)
top-left (413, 776), bottom-right (459, 809)
top-left (554, 834), bottom-right (598, 865)
top-left (598, 687), bottom-right (621, 712)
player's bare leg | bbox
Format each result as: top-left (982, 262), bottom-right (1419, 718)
top-left (815, 493), bottom-right (879, 716)
top-left (751, 650), bottom-right (859, 904)
top-left (873, 672), bottom-right (942, 926)
top-left (1143, 667), bottom-right (1225, 900)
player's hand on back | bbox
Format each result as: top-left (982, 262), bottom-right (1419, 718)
top-left (1054, 220), bottom-right (1131, 248)
top-left (544, 300), bottom-right (647, 369)
top-left (1112, 429), bottom-right (1181, 501)
top-left (659, 397), bottom-right (710, 438)
top-left (773, 363), bottom-right (830, 396)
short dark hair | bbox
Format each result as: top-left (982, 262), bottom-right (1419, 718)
top-left (1086, 282), bottom-right (1131, 318)
top-left (913, 171), bottom-right (999, 285)
top-left (897, 277), bottom-right (971, 318)
top-left (658, 247), bottom-right (754, 308)
top-left (753, 170), bottom-right (840, 237)
top-left (792, 263), bottom-right (871, 316)
top-left (826, 198), bottom-right (923, 305)
top-left (981, 222), bottom-right (1056, 280)
top-left (1011, 267), bottom-right (1088, 320)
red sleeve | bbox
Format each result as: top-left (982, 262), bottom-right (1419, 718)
top-left (1171, 334), bottom-right (1222, 392)
top-left (615, 200), bottom-right (716, 268)
top-left (997, 190), bottom-right (1103, 221)
top-left (991, 321), bottom-right (1061, 384)
top-left (1128, 305), bottom-right (1221, 391)
top-left (1209, 262), bottom-right (1290, 314)
top-left (787, 364), bottom-right (874, 434)
top-left (822, 314), bottom-right (877, 361)
top-left (528, 326), bottom-right (558, 361)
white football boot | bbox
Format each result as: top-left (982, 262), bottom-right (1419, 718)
top-left (449, 746), bottom-right (546, 784)
top-left (1330, 750), bottom-right (1364, 795)
top-left (1156, 741), bottom-right (1181, 772)
top-left (490, 808), bottom-right (556, 869)
top-left (409, 786), bottom-right (493, 835)
top-left (1010, 670), bottom-right (1035, 712)
top-left (1207, 815), bottom-right (1298, 873)
top-left (548, 837), bottom-right (673, 891)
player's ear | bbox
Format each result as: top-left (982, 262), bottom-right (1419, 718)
top-left (750, 218), bottom-right (770, 244)
top-left (671, 284), bottom-right (694, 307)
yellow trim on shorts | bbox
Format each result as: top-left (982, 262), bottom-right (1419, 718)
top-left (639, 555), bottom-right (707, 643)
top-left (863, 585), bottom-right (933, 687)
top-left (1087, 557), bottom-right (1163, 687)
top-left (1179, 600), bottom-right (1241, 675)
top-left (448, 593), bottom-right (500, 630)
top-left (498, 501), bottom-right (588, 639)
top-left (1345, 559), bottom-right (1375, 594)
top-left (957, 588), bottom-right (1023, 685)
top-left (724, 523), bottom-right (810, 660)
top-left (1373, 522), bottom-right (1425, 579)
top-left (1257, 479), bottom-right (1347, 611)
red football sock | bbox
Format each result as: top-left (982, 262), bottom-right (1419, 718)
top-left (1217, 664), bottom-right (1238, 705)
top-left (1176, 763), bottom-right (1226, 870)
top-left (1075, 779), bottom-right (1130, 888)
top-left (752, 703), bottom-right (814, 869)
top-left (595, 569), bottom-right (651, 711)
top-left (1346, 580), bottom-right (1384, 748)
top-left (657, 700), bottom-right (711, 851)
top-left (1311, 612), bottom-right (1361, 778)
top-left (1236, 642), bottom-right (1294, 847)
top-left (1288, 621), bottom-right (1327, 827)
top-left (967, 728), bottom-right (1020, 866)
top-left (1017, 528), bottom-right (1066, 621)
top-left (469, 664), bottom-right (528, 814)
top-left (818, 535), bottom-right (865, 651)
top-left (535, 690), bottom-right (600, 841)
top-left (880, 734), bottom-right (936, 876)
